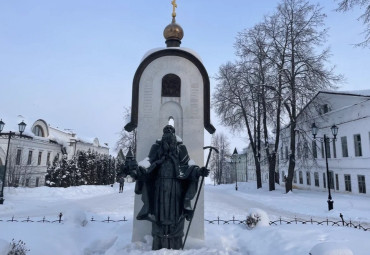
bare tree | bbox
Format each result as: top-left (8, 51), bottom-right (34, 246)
top-left (116, 107), bottom-right (137, 156)
top-left (336, 0), bottom-right (370, 47)
top-left (273, 0), bottom-right (341, 192)
top-left (213, 62), bottom-right (263, 188)
top-left (209, 133), bottom-right (231, 185)
top-left (235, 22), bottom-right (284, 191)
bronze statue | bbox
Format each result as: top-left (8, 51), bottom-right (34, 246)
top-left (124, 125), bottom-right (209, 250)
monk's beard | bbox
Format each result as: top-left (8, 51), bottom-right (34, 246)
top-left (160, 133), bottom-right (178, 158)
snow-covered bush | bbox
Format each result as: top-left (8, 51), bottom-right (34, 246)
top-left (246, 208), bottom-right (269, 229)
top-left (64, 209), bottom-right (88, 227)
top-left (7, 239), bottom-right (29, 255)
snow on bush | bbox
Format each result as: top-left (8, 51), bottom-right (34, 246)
top-left (63, 209), bottom-right (88, 227)
top-left (6, 239), bottom-right (30, 255)
top-left (309, 242), bottom-right (354, 255)
top-left (246, 208), bottom-right (269, 229)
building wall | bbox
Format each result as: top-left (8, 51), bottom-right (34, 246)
top-left (0, 119), bottom-right (109, 188)
top-left (278, 93), bottom-right (370, 196)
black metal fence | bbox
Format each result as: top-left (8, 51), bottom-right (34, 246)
top-left (205, 213), bottom-right (370, 231)
top-left (1, 213), bottom-right (369, 231)
top-left (0, 213), bottom-right (128, 224)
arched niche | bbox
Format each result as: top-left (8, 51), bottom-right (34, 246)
top-left (31, 119), bottom-right (49, 137)
top-left (160, 101), bottom-right (183, 138)
top-left (162, 73), bottom-right (181, 97)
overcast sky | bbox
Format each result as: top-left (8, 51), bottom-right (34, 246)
top-left (0, 0), bottom-right (369, 155)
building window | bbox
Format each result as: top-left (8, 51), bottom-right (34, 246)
top-left (306, 172), bottom-right (311, 186)
top-left (335, 174), bottom-right (339, 190)
top-left (35, 177), bottom-right (40, 187)
top-left (354, 134), bottom-right (362, 157)
top-left (27, 151), bottom-right (33, 165)
top-left (299, 171), bottom-right (303, 184)
top-left (312, 140), bottom-right (317, 158)
top-left (285, 146), bottom-right (288, 160)
top-left (321, 141), bottom-right (325, 158)
top-left (332, 139), bottom-right (336, 158)
top-left (47, 152), bottom-right (51, 166)
top-left (322, 104), bottom-right (329, 114)
top-left (34, 125), bottom-right (44, 137)
top-left (16, 149), bottom-right (22, 165)
top-left (303, 141), bottom-right (308, 158)
top-left (329, 171), bottom-right (334, 189)
top-left (314, 172), bottom-right (319, 187)
top-left (280, 147), bottom-right (284, 160)
top-left (293, 172), bottom-right (297, 183)
top-left (358, 175), bottom-right (366, 194)
top-left (344, 174), bottom-right (351, 192)
top-left (162, 74), bottom-right (181, 97)
top-left (341, 136), bottom-right (348, 157)
top-left (323, 173), bottom-right (326, 189)
top-left (38, 151), bottom-right (42, 165)
top-left (325, 139), bottom-right (331, 158)
top-left (25, 178), bottom-right (30, 187)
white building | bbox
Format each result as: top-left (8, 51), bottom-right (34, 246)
top-left (232, 148), bottom-right (248, 183)
top-left (0, 118), bottom-right (109, 188)
top-left (278, 90), bottom-right (370, 196)
top-left (245, 143), bottom-right (274, 184)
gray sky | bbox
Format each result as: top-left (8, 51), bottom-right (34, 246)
top-left (0, 0), bottom-right (369, 155)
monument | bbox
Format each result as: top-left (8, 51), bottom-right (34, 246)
top-left (124, 0), bottom-right (215, 248)
top-left (124, 125), bottom-right (210, 250)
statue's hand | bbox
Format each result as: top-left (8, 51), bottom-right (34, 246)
top-left (184, 210), bottom-right (194, 221)
top-left (199, 167), bottom-right (210, 177)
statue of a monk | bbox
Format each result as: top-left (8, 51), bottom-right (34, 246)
top-left (125, 125), bottom-right (209, 250)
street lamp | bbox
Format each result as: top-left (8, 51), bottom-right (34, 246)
top-left (311, 122), bottom-right (338, 211)
top-left (233, 148), bottom-right (238, 191)
top-left (0, 119), bottom-right (27, 204)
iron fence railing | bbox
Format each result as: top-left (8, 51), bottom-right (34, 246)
top-left (205, 213), bottom-right (370, 231)
top-left (1, 213), bottom-right (369, 231)
top-left (0, 213), bottom-right (128, 224)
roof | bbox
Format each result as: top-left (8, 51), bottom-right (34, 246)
top-left (141, 47), bottom-right (203, 63)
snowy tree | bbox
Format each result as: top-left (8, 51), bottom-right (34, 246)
top-left (209, 133), bottom-right (232, 185)
top-left (116, 107), bottom-right (137, 155)
top-left (336, 0), bottom-right (370, 47)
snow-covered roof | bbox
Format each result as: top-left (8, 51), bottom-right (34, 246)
top-left (140, 47), bottom-right (203, 63)
top-left (0, 116), bottom-right (109, 148)
top-left (319, 89), bottom-right (370, 97)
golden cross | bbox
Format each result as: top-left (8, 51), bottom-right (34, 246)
top-left (171, 0), bottom-right (177, 18)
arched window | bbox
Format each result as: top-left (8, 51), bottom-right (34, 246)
top-left (162, 74), bottom-right (181, 97)
top-left (34, 125), bottom-right (44, 137)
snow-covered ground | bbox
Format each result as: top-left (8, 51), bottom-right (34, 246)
top-left (0, 182), bottom-right (369, 255)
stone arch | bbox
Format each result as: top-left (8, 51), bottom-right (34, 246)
top-left (125, 48), bottom-right (215, 134)
top-left (159, 101), bottom-right (183, 138)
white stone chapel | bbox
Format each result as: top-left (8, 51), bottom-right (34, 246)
top-left (124, 2), bottom-right (215, 243)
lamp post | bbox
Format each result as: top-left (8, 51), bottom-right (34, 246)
top-left (0, 119), bottom-right (27, 204)
top-left (311, 122), bottom-right (338, 211)
top-left (233, 148), bottom-right (238, 191)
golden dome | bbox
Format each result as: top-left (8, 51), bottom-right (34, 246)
top-left (163, 17), bottom-right (184, 47)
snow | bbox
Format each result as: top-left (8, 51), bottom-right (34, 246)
top-left (309, 242), bottom-right (354, 255)
top-left (138, 157), bottom-right (151, 168)
top-left (141, 47), bottom-right (203, 63)
top-left (0, 182), bottom-right (369, 255)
